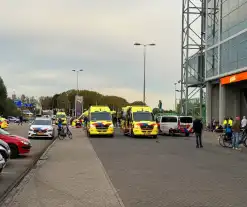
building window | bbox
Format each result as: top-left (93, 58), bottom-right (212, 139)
top-left (206, 47), bottom-right (218, 78)
top-left (220, 1), bottom-right (247, 41)
top-left (220, 30), bottom-right (247, 74)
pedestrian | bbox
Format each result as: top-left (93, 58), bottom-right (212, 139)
top-left (193, 117), bottom-right (203, 148)
top-left (18, 115), bottom-right (23, 126)
top-left (232, 116), bottom-right (241, 150)
top-left (241, 116), bottom-right (247, 129)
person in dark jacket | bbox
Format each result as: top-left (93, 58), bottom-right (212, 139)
top-left (193, 117), bottom-right (203, 148)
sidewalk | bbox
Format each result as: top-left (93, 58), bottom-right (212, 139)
top-left (4, 129), bottom-right (124, 207)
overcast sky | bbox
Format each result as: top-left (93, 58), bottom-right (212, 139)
top-left (0, 0), bottom-right (181, 109)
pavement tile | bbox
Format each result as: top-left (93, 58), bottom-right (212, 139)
top-left (5, 128), bottom-right (124, 207)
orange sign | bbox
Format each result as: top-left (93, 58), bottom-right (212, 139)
top-left (220, 71), bottom-right (247, 85)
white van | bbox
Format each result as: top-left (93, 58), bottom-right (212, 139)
top-left (158, 115), bottom-right (193, 136)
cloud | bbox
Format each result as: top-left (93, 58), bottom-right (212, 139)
top-left (0, 0), bottom-right (182, 109)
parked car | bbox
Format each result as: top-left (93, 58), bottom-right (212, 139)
top-left (0, 128), bottom-right (32, 158)
top-left (0, 139), bottom-right (11, 162)
top-left (28, 117), bottom-right (55, 139)
top-left (8, 116), bottom-right (20, 123)
top-left (0, 154), bottom-right (5, 174)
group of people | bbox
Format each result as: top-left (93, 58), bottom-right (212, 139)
top-left (223, 116), bottom-right (247, 150)
top-left (192, 115), bottom-right (247, 150)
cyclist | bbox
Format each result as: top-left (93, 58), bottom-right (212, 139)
top-left (57, 118), bottom-right (63, 134)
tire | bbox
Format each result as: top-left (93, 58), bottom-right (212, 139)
top-left (87, 131), bottom-right (91, 138)
top-left (67, 131), bottom-right (72, 139)
top-left (0, 167), bottom-right (2, 174)
top-left (153, 135), bottom-right (157, 139)
top-left (9, 144), bottom-right (19, 158)
top-left (243, 137), bottom-right (247, 147)
top-left (109, 134), bottom-right (114, 138)
top-left (222, 135), bottom-right (232, 148)
top-left (185, 133), bottom-right (189, 137)
top-left (218, 135), bottom-right (225, 147)
top-left (130, 130), bottom-right (135, 138)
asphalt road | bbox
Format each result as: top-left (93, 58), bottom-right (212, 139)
top-left (90, 128), bottom-right (247, 207)
top-left (0, 123), bottom-right (54, 200)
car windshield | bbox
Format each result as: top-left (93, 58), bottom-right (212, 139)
top-left (0, 128), bottom-right (10, 135)
top-left (56, 114), bottom-right (66, 119)
top-left (91, 112), bottom-right (112, 121)
top-left (32, 119), bottom-right (51, 125)
top-left (133, 112), bottom-right (154, 121)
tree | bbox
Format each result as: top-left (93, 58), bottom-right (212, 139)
top-left (0, 77), bottom-right (20, 116)
top-left (130, 101), bottom-right (146, 106)
top-left (39, 96), bottom-right (53, 110)
top-left (0, 77), bottom-right (7, 114)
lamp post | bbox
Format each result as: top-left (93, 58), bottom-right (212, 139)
top-left (72, 69), bottom-right (83, 95)
top-left (174, 83), bottom-right (177, 111)
top-left (134, 42), bottom-right (156, 105)
top-left (72, 69), bottom-right (83, 117)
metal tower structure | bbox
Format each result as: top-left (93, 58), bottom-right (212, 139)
top-left (180, 0), bottom-right (206, 116)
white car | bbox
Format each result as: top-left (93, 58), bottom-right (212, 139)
top-left (0, 153), bottom-right (5, 173)
top-left (28, 117), bottom-right (55, 139)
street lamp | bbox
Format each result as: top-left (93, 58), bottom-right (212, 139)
top-left (174, 83), bottom-right (177, 111)
top-left (72, 69), bottom-right (83, 95)
top-left (134, 42), bottom-right (156, 104)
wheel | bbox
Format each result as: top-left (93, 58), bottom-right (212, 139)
top-left (9, 144), bottom-right (19, 158)
top-left (218, 135), bottom-right (225, 147)
top-left (87, 131), bottom-right (91, 137)
top-left (185, 133), bottom-right (189, 137)
top-left (243, 137), bottom-right (247, 147)
top-left (67, 131), bottom-right (73, 139)
top-left (109, 134), bottom-right (114, 138)
top-left (130, 130), bottom-right (135, 138)
top-left (222, 135), bottom-right (232, 148)
top-left (152, 135), bottom-right (157, 139)
top-left (0, 167), bottom-right (3, 174)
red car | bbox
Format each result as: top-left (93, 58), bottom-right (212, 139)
top-left (0, 128), bottom-right (31, 158)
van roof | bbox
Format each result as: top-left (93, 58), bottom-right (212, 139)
top-left (89, 106), bottom-right (111, 112)
top-left (130, 106), bottom-right (152, 112)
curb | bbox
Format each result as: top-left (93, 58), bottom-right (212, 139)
top-left (0, 137), bottom-right (57, 206)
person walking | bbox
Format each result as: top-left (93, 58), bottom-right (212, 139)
top-left (193, 117), bottom-right (203, 148)
top-left (18, 115), bottom-right (23, 126)
top-left (241, 116), bottom-right (247, 129)
top-left (232, 116), bottom-right (241, 150)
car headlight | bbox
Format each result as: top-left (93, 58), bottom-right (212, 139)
top-left (90, 124), bottom-right (96, 128)
top-left (29, 128), bottom-right (33, 131)
top-left (109, 124), bottom-right (114, 128)
top-left (21, 141), bottom-right (29, 145)
top-left (134, 125), bottom-right (140, 129)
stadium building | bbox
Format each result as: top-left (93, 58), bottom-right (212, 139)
top-left (181, 0), bottom-right (247, 124)
top-left (206, 0), bottom-right (247, 123)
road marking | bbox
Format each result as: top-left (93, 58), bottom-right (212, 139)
top-left (1, 171), bottom-right (17, 174)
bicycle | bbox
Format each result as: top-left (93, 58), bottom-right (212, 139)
top-left (218, 129), bottom-right (247, 148)
top-left (58, 125), bottom-right (73, 140)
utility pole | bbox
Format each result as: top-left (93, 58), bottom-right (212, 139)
top-left (134, 42), bottom-right (156, 104)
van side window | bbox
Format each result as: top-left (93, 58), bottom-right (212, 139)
top-left (180, 117), bottom-right (193, 123)
top-left (161, 117), bottom-right (177, 122)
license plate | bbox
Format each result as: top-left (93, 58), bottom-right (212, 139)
top-left (37, 132), bottom-right (44, 135)
top-left (145, 132), bottom-right (150, 135)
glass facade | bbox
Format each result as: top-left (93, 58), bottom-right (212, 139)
top-left (206, 47), bottom-right (218, 77)
top-left (220, 31), bottom-right (247, 73)
top-left (206, 0), bottom-right (247, 78)
top-left (221, 0), bottom-right (247, 41)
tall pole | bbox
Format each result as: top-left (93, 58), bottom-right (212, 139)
top-left (72, 69), bottom-right (83, 117)
top-left (76, 71), bottom-right (79, 95)
top-left (174, 83), bottom-right (177, 111)
top-left (134, 42), bottom-right (155, 105)
top-left (143, 45), bottom-right (146, 104)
